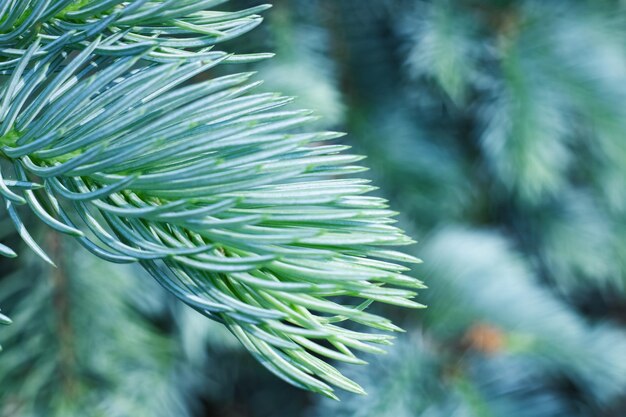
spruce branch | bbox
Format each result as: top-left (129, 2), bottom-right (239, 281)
top-left (0, 0), bottom-right (273, 69)
top-left (0, 0), bottom-right (423, 398)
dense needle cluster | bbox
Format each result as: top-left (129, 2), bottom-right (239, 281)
top-left (0, 0), bottom-right (423, 397)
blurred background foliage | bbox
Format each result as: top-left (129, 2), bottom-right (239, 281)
top-left (2, 0), bottom-right (626, 416)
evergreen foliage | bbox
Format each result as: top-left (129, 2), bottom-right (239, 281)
top-left (0, 239), bottom-right (195, 416)
top-left (310, 0), bottom-right (626, 415)
top-left (2, 0), bottom-right (626, 415)
top-left (0, 0), bottom-right (423, 400)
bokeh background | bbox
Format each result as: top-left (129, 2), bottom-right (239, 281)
top-left (3, 0), bottom-right (626, 416)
